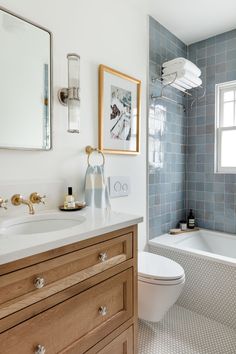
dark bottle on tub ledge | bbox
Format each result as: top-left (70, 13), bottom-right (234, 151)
top-left (187, 209), bottom-right (195, 229)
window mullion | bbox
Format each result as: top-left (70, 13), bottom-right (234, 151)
top-left (220, 89), bottom-right (224, 128)
top-left (234, 90), bottom-right (236, 126)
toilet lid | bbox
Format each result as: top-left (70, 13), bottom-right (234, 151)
top-left (138, 252), bottom-right (185, 281)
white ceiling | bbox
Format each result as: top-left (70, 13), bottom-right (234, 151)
top-left (148, 0), bottom-right (236, 44)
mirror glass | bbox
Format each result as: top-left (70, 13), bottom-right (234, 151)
top-left (0, 8), bottom-right (51, 150)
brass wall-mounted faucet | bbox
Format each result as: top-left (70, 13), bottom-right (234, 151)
top-left (11, 194), bottom-right (35, 215)
top-left (11, 193), bottom-right (46, 215)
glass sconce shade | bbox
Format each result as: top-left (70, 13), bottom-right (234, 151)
top-left (58, 53), bottom-right (80, 133)
top-left (68, 92), bottom-right (80, 133)
top-left (68, 54), bottom-right (80, 90)
top-left (67, 54), bottom-right (80, 133)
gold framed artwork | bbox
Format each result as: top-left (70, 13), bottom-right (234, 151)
top-left (99, 65), bottom-right (141, 155)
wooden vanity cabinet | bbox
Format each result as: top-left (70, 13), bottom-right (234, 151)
top-left (0, 225), bottom-right (138, 354)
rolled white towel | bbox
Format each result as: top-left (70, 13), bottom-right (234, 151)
top-left (163, 58), bottom-right (201, 77)
top-left (162, 70), bottom-right (202, 88)
top-left (163, 64), bottom-right (201, 78)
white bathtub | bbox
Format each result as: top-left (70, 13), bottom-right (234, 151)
top-left (150, 229), bottom-right (236, 266)
top-left (149, 228), bottom-right (236, 329)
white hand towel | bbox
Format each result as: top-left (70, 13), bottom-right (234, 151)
top-left (84, 165), bottom-right (111, 209)
top-left (163, 70), bottom-right (202, 88)
top-left (163, 58), bottom-right (201, 77)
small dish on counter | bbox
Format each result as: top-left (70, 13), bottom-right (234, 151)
top-left (59, 202), bottom-right (86, 212)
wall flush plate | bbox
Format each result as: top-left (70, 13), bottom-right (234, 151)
top-left (109, 176), bottom-right (130, 198)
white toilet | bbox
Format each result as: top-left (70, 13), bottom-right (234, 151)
top-left (138, 251), bottom-right (185, 322)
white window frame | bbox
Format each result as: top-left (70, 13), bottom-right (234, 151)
top-left (215, 80), bottom-right (236, 173)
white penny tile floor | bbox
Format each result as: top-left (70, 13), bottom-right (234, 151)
top-left (138, 305), bottom-right (236, 354)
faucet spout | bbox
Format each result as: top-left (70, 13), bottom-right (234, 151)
top-left (11, 194), bottom-right (35, 215)
top-left (21, 199), bottom-right (35, 215)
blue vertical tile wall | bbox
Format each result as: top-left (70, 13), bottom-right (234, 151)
top-left (149, 17), bottom-right (236, 237)
top-left (187, 29), bottom-right (236, 233)
top-left (149, 17), bottom-right (187, 238)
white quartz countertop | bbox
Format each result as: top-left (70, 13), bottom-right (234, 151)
top-left (0, 208), bottom-right (143, 265)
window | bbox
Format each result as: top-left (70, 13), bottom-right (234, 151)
top-left (215, 81), bottom-right (236, 173)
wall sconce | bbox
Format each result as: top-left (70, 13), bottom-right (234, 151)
top-left (58, 53), bottom-right (80, 133)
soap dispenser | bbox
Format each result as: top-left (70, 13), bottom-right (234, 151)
top-left (64, 187), bottom-right (75, 209)
top-left (187, 209), bottom-right (195, 229)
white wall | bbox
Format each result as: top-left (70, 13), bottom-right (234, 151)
top-left (0, 0), bottom-right (148, 249)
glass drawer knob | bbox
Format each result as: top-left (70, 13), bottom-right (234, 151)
top-left (99, 252), bottom-right (108, 262)
top-left (99, 306), bottom-right (108, 316)
top-left (34, 277), bottom-right (45, 289)
top-left (35, 344), bottom-right (46, 354)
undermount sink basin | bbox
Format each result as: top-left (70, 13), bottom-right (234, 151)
top-left (0, 213), bottom-right (86, 236)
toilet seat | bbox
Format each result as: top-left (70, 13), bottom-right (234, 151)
top-left (138, 274), bottom-right (185, 285)
top-left (138, 252), bottom-right (185, 285)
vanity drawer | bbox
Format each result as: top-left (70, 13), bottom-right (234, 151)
top-left (85, 326), bottom-right (134, 354)
top-left (96, 326), bottom-right (133, 354)
top-left (0, 232), bottom-right (132, 307)
top-left (0, 268), bottom-right (133, 354)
